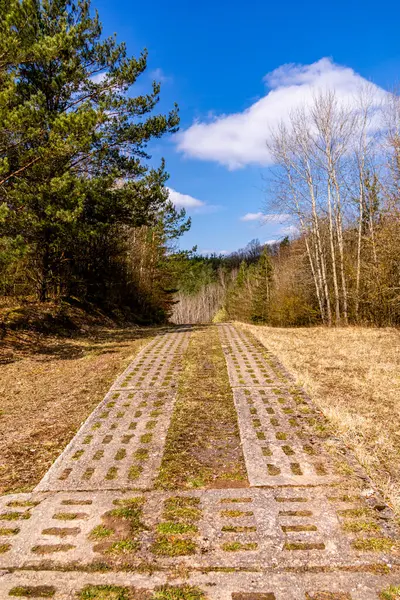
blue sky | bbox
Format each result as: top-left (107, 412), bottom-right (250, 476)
top-left (94, 0), bottom-right (400, 254)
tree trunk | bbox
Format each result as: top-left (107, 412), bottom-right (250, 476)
top-left (38, 235), bottom-right (50, 302)
top-left (327, 178), bottom-right (341, 324)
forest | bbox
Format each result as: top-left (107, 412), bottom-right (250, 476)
top-left (174, 90), bottom-right (400, 327)
top-left (1, 0), bottom-right (399, 331)
top-left (0, 0), bottom-right (190, 328)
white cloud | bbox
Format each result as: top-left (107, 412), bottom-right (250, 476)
top-left (280, 224), bottom-right (299, 237)
top-left (167, 187), bottom-right (221, 215)
top-left (167, 187), bottom-right (204, 208)
top-left (240, 212), bottom-right (263, 222)
top-left (90, 72), bottom-right (108, 84)
top-left (150, 68), bottom-right (172, 84)
top-left (240, 212), bottom-right (291, 223)
top-left (176, 58), bottom-right (386, 169)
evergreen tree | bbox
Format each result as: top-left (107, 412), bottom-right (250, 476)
top-left (0, 0), bottom-right (179, 301)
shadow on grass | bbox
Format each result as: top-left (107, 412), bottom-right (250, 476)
top-left (0, 324), bottom-right (198, 365)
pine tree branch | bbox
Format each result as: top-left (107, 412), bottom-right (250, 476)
top-left (0, 156), bottom-right (41, 187)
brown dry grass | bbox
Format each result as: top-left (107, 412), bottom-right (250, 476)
top-left (0, 327), bottom-right (154, 493)
top-left (243, 324), bottom-right (400, 514)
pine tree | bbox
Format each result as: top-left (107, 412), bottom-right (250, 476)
top-left (0, 0), bottom-right (179, 301)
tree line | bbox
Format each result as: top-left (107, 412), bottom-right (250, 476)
top-left (266, 89), bottom-right (400, 326)
top-left (173, 89), bottom-right (400, 327)
top-left (0, 0), bottom-right (189, 324)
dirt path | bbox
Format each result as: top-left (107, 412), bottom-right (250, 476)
top-left (0, 324), bottom-right (399, 599)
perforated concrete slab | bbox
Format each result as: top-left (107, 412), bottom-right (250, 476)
top-left (1, 569), bottom-right (400, 600)
top-left (35, 327), bottom-right (191, 491)
top-left (110, 326), bottom-right (191, 391)
top-left (0, 488), bottom-right (397, 571)
top-left (231, 386), bottom-right (340, 486)
top-left (1, 323), bottom-right (399, 598)
top-left (219, 324), bottom-right (282, 388)
top-left (219, 324), bottom-right (344, 487)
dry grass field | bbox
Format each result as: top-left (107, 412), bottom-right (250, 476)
top-left (243, 323), bottom-right (400, 514)
top-left (0, 327), bottom-right (154, 494)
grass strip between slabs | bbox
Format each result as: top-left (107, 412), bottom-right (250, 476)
top-left (156, 325), bottom-right (248, 489)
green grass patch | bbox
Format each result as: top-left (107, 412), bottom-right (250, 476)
top-left (352, 537), bottom-right (394, 552)
top-left (78, 585), bottom-right (129, 600)
top-left (0, 511), bottom-right (30, 520)
top-left (342, 520), bottom-right (380, 533)
top-left (89, 525), bottom-right (114, 539)
top-left (108, 498), bottom-right (146, 534)
top-left (128, 464), bottom-right (143, 480)
top-left (221, 541), bottom-right (257, 551)
top-left (105, 467), bottom-right (118, 480)
top-left (152, 496), bottom-right (200, 557)
top-left (152, 585), bottom-right (206, 600)
top-left (152, 536), bottom-right (197, 556)
top-left (220, 510), bottom-right (253, 518)
top-left (134, 448), bottom-right (149, 461)
top-left (338, 507), bottom-right (372, 518)
top-left (106, 539), bottom-right (139, 554)
top-left (157, 521), bottom-right (198, 534)
top-left (0, 527), bottom-right (19, 535)
top-left (380, 586), bottom-right (400, 600)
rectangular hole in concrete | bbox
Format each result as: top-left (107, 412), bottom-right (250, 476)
top-left (284, 541), bottom-right (325, 550)
top-left (72, 450), bottom-right (84, 460)
top-left (290, 463), bottom-right (303, 475)
top-left (231, 593), bottom-right (276, 600)
top-left (61, 500), bottom-right (92, 506)
top-left (281, 524), bottom-right (317, 532)
top-left (314, 463), bottom-right (328, 476)
top-left (115, 448), bottom-right (126, 460)
top-left (267, 464), bottom-right (281, 476)
top-left (82, 468), bottom-right (95, 480)
top-left (220, 498), bottom-right (253, 503)
top-left (262, 446), bottom-right (272, 456)
top-left (275, 497), bottom-right (308, 503)
top-left (58, 469), bottom-right (72, 481)
top-left (105, 467), bottom-right (118, 480)
top-left (279, 510), bottom-right (312, 517)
